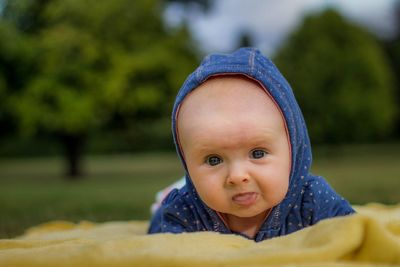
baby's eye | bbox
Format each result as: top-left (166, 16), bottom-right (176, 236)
top-left (251, 149), bottom-right (267, 159)
top-left (206, 156), bottom-right (222, 166)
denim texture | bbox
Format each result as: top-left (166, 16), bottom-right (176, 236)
top-left (148, 47), bottom-right (354, 241)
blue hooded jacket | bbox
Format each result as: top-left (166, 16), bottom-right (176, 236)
top-left (148, 47), bottom-right (355, 241)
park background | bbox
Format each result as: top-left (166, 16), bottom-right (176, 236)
top-left (0, 0), bottom-right (399, 238)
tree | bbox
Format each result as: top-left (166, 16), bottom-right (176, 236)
top-left (1, 0), bottom-right (198, 178)
top-left (237, 31), bottom-right (254, 48)
top-left (383, 1), bottom-right (400, 138)
top-left (274, 9), bottom-right (397, 144)
top-left (164, 0), bottom-right (213, 12)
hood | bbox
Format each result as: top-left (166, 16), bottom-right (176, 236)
top-left (171, 47), bottom-right (313, 236)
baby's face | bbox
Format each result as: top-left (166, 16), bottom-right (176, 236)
top-left (177, 76), bottom-right (290, 221)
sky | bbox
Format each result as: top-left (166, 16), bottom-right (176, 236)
top-left (164, 0), bottom-right (399, 56)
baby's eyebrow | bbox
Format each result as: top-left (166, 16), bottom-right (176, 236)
top-left (192, 136), bottom-right (275, 153)
top-left (192, 144), bottom-right (215, 154)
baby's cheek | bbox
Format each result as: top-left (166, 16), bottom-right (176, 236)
top-left (196, 178), bottom-right (219, 196)
top-left (259, 170), bottom-right (289, 196)
top-left (196, 180), bottom-right (226, 207)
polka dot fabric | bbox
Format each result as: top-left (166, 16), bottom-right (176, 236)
top-left (148, 47), bottom-right (355, 241)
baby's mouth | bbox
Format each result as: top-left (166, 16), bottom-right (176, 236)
top-left (232, 192), bottom-right (258, 206)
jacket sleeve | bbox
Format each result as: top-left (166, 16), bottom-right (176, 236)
top-left (147, 189), bottom-right (194, 234)
top-left (301, 176), bottom-right (355, 226)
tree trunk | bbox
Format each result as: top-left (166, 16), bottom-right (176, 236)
top-left (61, 134), bottom-right (85, 179)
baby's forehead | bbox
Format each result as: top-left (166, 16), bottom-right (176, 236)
top-left (193, 75), bottom-right (262, 96)
top-left (177, 75), bottom-right (288, 144)
top-left (179, 75), bottom-right (276, 113)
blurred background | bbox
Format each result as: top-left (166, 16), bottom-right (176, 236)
top-left (0, 0), bottom-right (399, 238)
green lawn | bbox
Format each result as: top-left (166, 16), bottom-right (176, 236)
top-left (0, 153), bottom-right (182, 238)
top-left (1, 144), bottom-right (399, 238)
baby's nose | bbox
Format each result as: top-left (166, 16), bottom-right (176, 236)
top-left (227, 163), bottom-right (250, 185)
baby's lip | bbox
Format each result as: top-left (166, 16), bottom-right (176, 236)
top-left (232, 192), bottom-right (258, 206)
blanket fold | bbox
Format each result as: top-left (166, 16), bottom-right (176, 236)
top-left (1, 204), bottom-right (399, 267)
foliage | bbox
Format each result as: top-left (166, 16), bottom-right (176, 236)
top-left (274, 9), bottom-right (397, 143)
top-left (0, 20), bottom-right (36, 138)
top-left (0, 0), bottom-right (198, 176)
top-left (383, 2), bottom-right (400, 137)
top-left (3, 0), bottom-right (197, 136)
top-left (164, 0), bottom-right (212, 12)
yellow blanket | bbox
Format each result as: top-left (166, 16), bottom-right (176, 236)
top-left (1, 203), bottom-right (399, 267)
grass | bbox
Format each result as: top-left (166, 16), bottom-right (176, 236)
top-left (0, 153), bottom-right (182, 238)
top-left (312, 143), bottom-right (400, 205)
top-left (1, 144), bottom-right (399, 238)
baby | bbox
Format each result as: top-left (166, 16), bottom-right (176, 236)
top-left (148, 47), bottom-right (354, 241)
